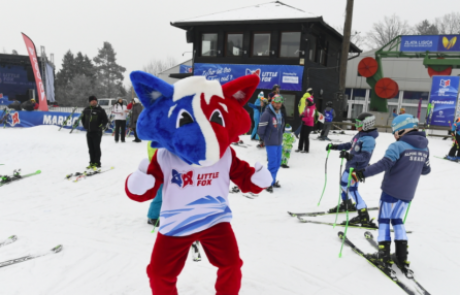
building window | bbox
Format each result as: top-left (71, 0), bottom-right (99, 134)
top-left (351, 88), bottom-right (366, 101)
top-left (386, 90), bottom-right (400, 104)
top-left (280, 32), bottom-right (301, 58)
top-left (281, 93), bottom-right (296, 118)
top-left (226, 33), bottom-right (243, 57)
top-left (309, 35), bottom-right (317, 62)
top-left (403, 106), bottom-right (427, 123)
top-left (350, 104), bottom-right (364, 119)
top-left (402, 91), bottom-right (429, 104)
top-left (201, 33), bottom-right (218, 56)
top-left (252, 33), bottom-right (271, 56)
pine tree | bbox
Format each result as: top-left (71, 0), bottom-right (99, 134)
top-left (93, 42), bottom-right (126, 98)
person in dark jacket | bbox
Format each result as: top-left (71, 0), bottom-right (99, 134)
top-left (21, 99), bottom-right (36, 111)
top-left (81, 95), bottom-right (109, 169)
top-left (130, 97), bottom-right (144, 143)
top-left (258, 94), bottom-right (285, 193)
top-left (326, 112), bottom-right (379, 226)
top-left (352, 114), bottom-right (430, 278)
top-left (8, 100), bottom-right (21, 111)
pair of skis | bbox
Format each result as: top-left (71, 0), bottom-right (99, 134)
top-left (339, 231), bottom-right (430, 295)
top-left (434, 156), bottom-right (460, 164)
top-left (0, 170), bottom-right (41, 187)
top-left (58, 107), bottom-right (77, 131)
top-left (66, 167), bottom-right (115, 182)
top-left (229, 186), bottom-right (259, 199)
top-left (0, 235), bottom-right (63, 269)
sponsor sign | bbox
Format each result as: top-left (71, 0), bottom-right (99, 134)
top-left (428, 76), bottom-right (460, 126)
top-left (194, 63), bottom-right (304, 91)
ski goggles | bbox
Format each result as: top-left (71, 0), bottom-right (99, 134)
top-left (272, 94), bottom-right (284, 103)
top-left (355, 119), bottom-right (364, 129)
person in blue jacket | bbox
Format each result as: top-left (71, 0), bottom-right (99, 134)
top-left (326, 112), bottom-right (379, 226)
top-left (258, 94), bottom-right (285, 193)
top-left (352, 114), bottom-right (431, 278)
top-left (446, 117), bottom-right (460, 161)
top-left (247, 91), bottom-right (264, 141)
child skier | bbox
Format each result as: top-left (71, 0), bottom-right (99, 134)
top-left (281, 124), bottom-right (296, 168)
top-left (326, 112), bottom-right (379, 226)
top-left (319, 101), bottom-right (336, 140)
top-left (352, 114), bottom-right (431, 278)
top-left (446, 117), bottom-right (460, 162)
top-left (248, 91), bottom-right (264, 141)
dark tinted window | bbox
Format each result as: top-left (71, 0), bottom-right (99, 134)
top-left (226, 34), bottom-right (243, 56)
top-left (252, 33), bottom-right (271, 56)
top-left (201, 34), bottom-right (218, 56)
top-left (280, 32), bottom-right (301, 58)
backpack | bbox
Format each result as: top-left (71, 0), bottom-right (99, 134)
top-left (324, 109), bottom-right (334, 123)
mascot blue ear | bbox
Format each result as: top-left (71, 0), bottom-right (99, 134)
top-left (130, 71), bottom-right (174, 107)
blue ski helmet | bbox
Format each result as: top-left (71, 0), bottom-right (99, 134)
top-left (391, 114), bottom-right (419, 134)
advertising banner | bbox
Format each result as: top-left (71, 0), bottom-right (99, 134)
top-left (401, 35), bottom-right (460, 52)
top-left (194, 63), bottom-right (304, 91)
top-left (428, 76), bottom-right (460, 126)
top-left (22, 33), bottom-right (49, 111)
top-left (180, 65), bottom-right (193, 73)
top-left (2, 110), bottom-right (84, 130)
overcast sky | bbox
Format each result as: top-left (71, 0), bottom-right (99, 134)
top-left (2, 0), bottom-right (456, 86)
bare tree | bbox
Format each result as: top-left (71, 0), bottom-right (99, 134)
top-left (367, 14), bottom-right (412, 48)
top-left (142, 56), bottom-right (177, 76)
top-left (12, 50), bottom-right (19, 55)
top-left (334, 26), bottom-right (369, 51)
top-left (435, 12), bottom-right (460, 34)
top-left (414, 19), bottom-right (439, 35)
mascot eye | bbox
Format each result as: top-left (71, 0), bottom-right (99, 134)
top-left (177, 109), bottom-right (194, 128)
top-left (210, 110), bottom-right (225, 127)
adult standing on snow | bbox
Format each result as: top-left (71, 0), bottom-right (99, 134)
top-left (294, 87), bottom-right (314, 138)
top-left (326, 112), bottom-right (379, 226)
top-left (296, 96), bottom-right (316, 153)
top-left (258, 94), bottom-right (285, 193)
top-left (247, 91), bottom-right (264, 141)
top-left (112, 98), bottom-right (128, 143)
top-left (81, 95), bottom-right (109, 169)
top-left (130, 98), bottom-right (143, 143)
top-left (352, 114), bottom-right (430, 278)
top-left (446, 117), bottom-right (460, 161)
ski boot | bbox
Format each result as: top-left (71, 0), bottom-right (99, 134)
top-left (328, 198), bottom-right (356, 213)
top-left (392, 240), bottom-right (414, 279)
top-left (256, 142), bottom-right (265, 148)
top-left (280, 164), bottom-right (289, 168)
top-left (147, 218), bottom-right (160, 226)
top-left (230, 186), bottom-right (240, 193)
top-left (347, 208), bottom-right (377, 227)
top-left (445, 155), bottom-right (459, 162)
top-left (266, 186), bottom-right (273, 193)
top-left (273, 181), bottom-right (281, 188)
top-left (365, 241), bottom-right (397, 280)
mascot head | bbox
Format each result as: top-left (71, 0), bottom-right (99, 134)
top-left (131, 71), bottom-right (259, 167)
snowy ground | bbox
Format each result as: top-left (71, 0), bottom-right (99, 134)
top-left (0, 126), bottom-right (458, 295)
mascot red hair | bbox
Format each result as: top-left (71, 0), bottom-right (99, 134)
top-left (125, 71), bottom-right (272, 294)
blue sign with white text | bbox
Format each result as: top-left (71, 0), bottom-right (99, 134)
top-left (401, 35), bottom-right (460, 52)
top-left (194, 63), bottom-right (304, 91)
top-left (429, 76), bottom-right (460, 127)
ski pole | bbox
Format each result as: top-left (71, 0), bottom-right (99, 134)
top-left (403, 201), bottom-right (411, 224)
top-left (317, 146), bottom-right (331, 206)
top-left (339, 168), bottom-right (354, 258)
top-left (151, 218), bottom-right (160, 234)
top-left (333, 157), bottom-right (345, 228)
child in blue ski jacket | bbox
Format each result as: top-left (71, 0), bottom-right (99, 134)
top-left (352, 114), bottom-right (431, 279)
top-left (326, 112), bottom-right (378, 226)
top-left (247, 91), bottom-right (264, 140)
top-left (446, 117), bottom-right (460, 161)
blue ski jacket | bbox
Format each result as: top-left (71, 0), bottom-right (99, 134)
top-left (258, 104), bottom-right (285, 146)
top-left (336, 129), bottom-right (379, 171)
top-left (363, 131), bottom-right (431, 202)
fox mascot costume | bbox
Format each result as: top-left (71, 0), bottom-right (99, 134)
top-left (125, 71), bottom-right (272, 294)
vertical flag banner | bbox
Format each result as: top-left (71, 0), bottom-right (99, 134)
top-left (21, 33), bottom-right (49, 111)
top-left (428, 76), bottom-right (460, 127)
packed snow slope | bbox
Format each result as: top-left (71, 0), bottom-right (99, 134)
top-left (0, 126), bottom-right (458, 295)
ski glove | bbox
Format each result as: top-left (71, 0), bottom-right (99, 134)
top-left (352, 170), bottom-right (365, 183)
top-left (339, 150), bottom-right (354, 161)
top-left (326, 144), bottom-right (339, 151)
top-left (250, 162), bottom-right (273, 188)
top-left (127, 158), bottom-right (155, 195)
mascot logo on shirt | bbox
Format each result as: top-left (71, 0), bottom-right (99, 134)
top-left (130, 71), bottom-right (259, 167)
top-left (172, 170), bottom-right (194, 188)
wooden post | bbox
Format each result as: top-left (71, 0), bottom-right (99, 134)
top-left (338, 0), bottom-right (354, 94)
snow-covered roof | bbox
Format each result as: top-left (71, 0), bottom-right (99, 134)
top-left (172, 1), bottom-right (319, 25)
